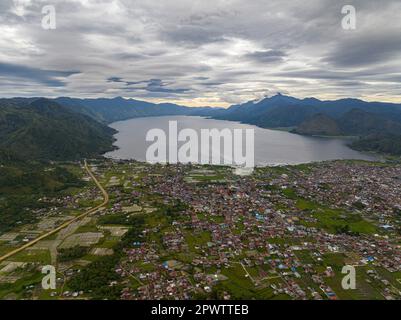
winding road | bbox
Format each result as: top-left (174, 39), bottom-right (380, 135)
top-left (0, 160), bottom-right (109, 263)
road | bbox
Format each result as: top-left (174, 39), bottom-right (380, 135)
top-left (0, 160), bottom-right (109, 263)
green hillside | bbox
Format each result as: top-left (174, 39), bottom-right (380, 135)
top-left (293, 108), bottom-right (401, 155)
top-left (0, 161), bottom-right (85, 233)
top-left (294, 113), bottom-right (342, 136)
top-left (55, 97), bottom-right (221, 123)
top-left (0, 98), bottom-right (116, 161)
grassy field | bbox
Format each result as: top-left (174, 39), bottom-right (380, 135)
top-left (279, 191), bottom-right (379, 235)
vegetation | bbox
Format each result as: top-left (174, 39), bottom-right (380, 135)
top-left (55, 97), bottom-right (219, 123)
top-left (294, 113), bottom-right (342, 136)
top-left (67, 254), bottom-right (122, 299)
top-left (0, 162), bottom-right (84, 233)
top-left (67, 216), bottom-right (145, 299)
top-left (0, 98), bottom-right (116, 161)
top-left (214, 93), bottom-right (401, 156)
top-left (215, 93), bottom-right (401, 128)
top-left (281, 188), bottom-right (377, 235)
top-left (58, 246), bottom-right (89, 262)
top-left (351, 134), bottom-right (401, 156)
top-left (67, 201), bottom-right (187, 299)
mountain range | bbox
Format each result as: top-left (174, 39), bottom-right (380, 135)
top-left (54, 97), bottom-right (223, 123)
top-left (1, 93), bottom-right (401, 161)
top-left (214, 93), bottom-right (401, 127)
top-left (213, 93), bottom-right (401, 155)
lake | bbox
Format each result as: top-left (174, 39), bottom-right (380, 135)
top-left (104, 116), bottom-right (377, 166)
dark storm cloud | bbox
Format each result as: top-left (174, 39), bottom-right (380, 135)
top-left (1, 0), bottom-right (401, 104)
top-left (273, 67), bottom-right (401, 84)
top-left (112, 53), bottom-right (148, 60)
top-left (164, 25), bottom-right (225, 46)
top-left (108, 77), bottom-right (190, 94)
top-left (333, 80), bottom-right (367, 87)
top-left (244, 50), bottom-right (287, 63)
top-left (273, 69), bottom-right (352, 80)
top-left (107, 77), bottom-right (124, 83)
top-left (323, 30), bottom-right (401, 67)
top-left (201, 82), bottom-right (224, 87)
top-left (0, 62), bottom-right (79, 87)
top-left (144, 79), bottom-right (190, 93)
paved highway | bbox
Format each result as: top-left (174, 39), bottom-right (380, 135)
top-left (0, 160), bottom-right (109, 263)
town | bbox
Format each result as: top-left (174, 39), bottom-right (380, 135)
top-left (0, 159), bottom-right (400, 300)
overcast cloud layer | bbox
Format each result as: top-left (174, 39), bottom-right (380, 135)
top-left (1, 0), bottom-right (401, 106)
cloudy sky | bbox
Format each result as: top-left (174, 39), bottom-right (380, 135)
top-left (1, 0), bottom-right (401, 107)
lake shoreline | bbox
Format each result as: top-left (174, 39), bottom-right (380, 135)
top-left (104, 115), bottom-right (379, 166)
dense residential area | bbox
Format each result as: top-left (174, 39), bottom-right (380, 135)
top-left (0, 159), bottom-right (400, 300)
top-left (1, 1), bottom-right (401, 308)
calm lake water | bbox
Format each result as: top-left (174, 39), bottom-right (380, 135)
top-left (104, 116), bottom-right (377, 166)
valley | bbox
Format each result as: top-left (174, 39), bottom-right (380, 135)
top-left (0, 159), bottom-right (400, 300)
